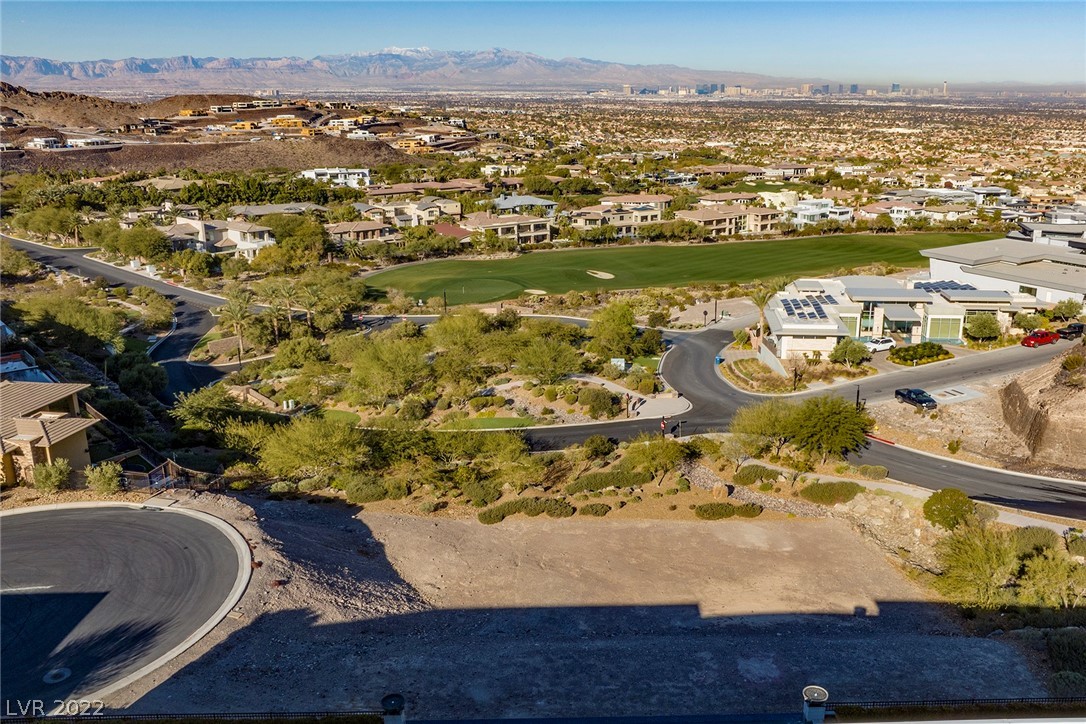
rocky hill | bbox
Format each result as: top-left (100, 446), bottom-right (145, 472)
top-left (0, 136), bottom-right (421, 174)
top-left (999, 345), bottom-right (1086, 474)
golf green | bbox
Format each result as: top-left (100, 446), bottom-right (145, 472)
top-left (368, 233), bottom-right (999, 305)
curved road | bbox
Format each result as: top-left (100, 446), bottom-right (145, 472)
top-left (0, 506), bottom-right (244, 709)
top-left (7, 238), bottom-right (1084, 517)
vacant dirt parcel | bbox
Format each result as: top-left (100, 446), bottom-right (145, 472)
top-left (116, 496), bottom-right (1042, 718)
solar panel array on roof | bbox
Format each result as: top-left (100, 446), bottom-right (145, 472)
top-left (781, 295), bottom-right (830, 321)
top-left (914, 281), bottom-right (977, 293)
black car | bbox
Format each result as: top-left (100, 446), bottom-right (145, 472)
top-left (895, 388), bottom-right (938, 410)
top-left (1056, 322), bottom-right (1085, 340)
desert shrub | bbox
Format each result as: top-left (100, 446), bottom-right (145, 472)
top-left (888, 341), bottom-right (951, 365)
top-left (1050, 671), bottom-right (1086, 697)
top-left (1048, 629), bottom-right (1086, 676)
top-left (583, 434), bottom-right (617, 459)
top-left (468, 395), bottom-right (506, 411)
top-left (84, 461), bottom-right (123, 494)
top-left (733, 503), bottom-right (764, 518)
top-left (523, 381), bottom-right (535, 391)
top-left (676, 477), bottom-right (690, 492)
top-left (544, 387), bottom-right (558, 402)
top-left (32, 458), bottom-right (73, 493)
top-left (1068, 533), bottom-right (1086, 557)
top-left (460, 475), bottom-right (503, 507)
top-left (638, 378), bottom-right (656, 395)
top-left (695, 503), bottom-right (732, 520)
top-left (758, 481), bottom-right (774, 491)
top-left (478, 497), bottom-right (575, 524)
top-left (799, 481), bottom-right (863, 505)
top-left (345, 478), bottom-right (387, 504)
top-left (856, 464), bottom-right (888, 480)
top-left (419, 500), bottom-right (439, 514)
top-left (733, 464), bottom-right (778, 486)
top-left (578, 387), bottom-right (620, 419)
top-left (297, 477), bottom-right (327, 493)
top-left (565, 470), bottom-right (652, 495)
top-left (947, 438), bottom-right (962, 454)
top-left (269, 481), bottom-right (297, 494)
top-left (1062, 353), bottom-right (1085, 372)
top-left (923, 488), bottom-right (975, 530)
top-left (1013, 526), bottom-right (1063, 557)
top-left (733, 328), bottom-right (750, 346)
top-left (579, 503), bottom-right (612, 517)
top-left (399, 396), bottom-right (429, 421)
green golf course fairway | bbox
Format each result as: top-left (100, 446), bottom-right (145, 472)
top-left (368, 233), bottom-right (999, 305)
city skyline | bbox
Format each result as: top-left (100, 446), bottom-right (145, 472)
top-left (2, 1), bottom-right (1084, 86)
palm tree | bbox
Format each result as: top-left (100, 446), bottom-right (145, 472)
top-left (747, 276), bottom-right (789, 351)
top-left (298, 283), bottom-right (323, 329)
top-left (216, 295), bottom-right (255, 370)
top-left (342, 240), bottom-right (366, 262)
top-left (257, 279), bottom-right (291, 342)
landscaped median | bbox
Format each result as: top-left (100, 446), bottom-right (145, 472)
top-left (888, 341), bottom-right (954, 366)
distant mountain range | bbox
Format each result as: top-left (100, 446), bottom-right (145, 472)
top-left (1, 47), bottom-right (821, 93)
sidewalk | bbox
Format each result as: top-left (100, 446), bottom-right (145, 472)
top-left (494, 374), bottom-right (691, 419)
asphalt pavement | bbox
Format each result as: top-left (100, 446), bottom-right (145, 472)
top-left (0, 506), bottom-right (242, 708)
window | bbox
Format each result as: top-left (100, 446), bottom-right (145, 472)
top-left (1019, 285), bottom-right (1038, 296)
top-left (926, 316), bottom-right (962, 341)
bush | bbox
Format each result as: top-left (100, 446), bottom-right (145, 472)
top-left (565, 470), bottom-right (652, 495)
top-left (419, 500), bottom-right (440, 514)
top-left (1068, 533), bottom-right (1086, 557)
top-left (1050, 671), bottom-right (1086, 697)
top-left (579, 503), bottom-right (612, 517)
top-left (478, 497), bottom-right (576, 524)
top-left (1062, 353), bottom-right (1085, 372)
top-left (563, 392), bottom-right (578, 405)
top-left (1013, 526), bottom-right (1062, 557)
top-left (923, 488), bottom-right (975, 530)
top-left (637, 378), bottom-right (656, 395)
top-left (544, 387), bottom-right (558, 402)
top-left (694, 502), bottom-right (763, 520)
top-left (856, 464), bottom-right (888, 480)
top-left (32, 458), bottom-right (73, 493)
top-left (1047, 629), bottom-right (1086, 676)
top-left (468, 395), bottom-right (506, 411)
top-left (733, 464), bottom-right (777, 486)
top-left (758, 481), bottom-right (774, 491)
top-left (889, 342), bottom-right (951, 365)
top-left (583, 434), bottom-right (617, 459)
top-left (947, 438), bottom-right (962, 454)
top-left (84, 461), bottom-right (123, 494)
top-left (345, 478), bottom-right (387, 504)
top-left (577, 387), bottom-right (620, 419)
top-left (461, 476), bottom-right (503, 507)
top-left (269, 481), bottom-right (297, 494)
top-left (297, 478), bottom-right (327, 493)
top-left (799, 481), bottom-right (864, 505)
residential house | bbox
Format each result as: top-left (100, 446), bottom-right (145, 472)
top-left (698, 192), bottom-right (760, 206)
top-left (229, 203), bottom-right (329, 217)
top-left (857, 200), bottom-right (924, 223)
top-left (325, 221), bottom-right (400, 245)
top-left (788, 199), bottom-right (854, 227)
top-left (568, 204), bottom-right (662, 238)
top-left (298, 168), bottom-right (371, 188)
top-left (461, 212), bottom-right (552, 246)
top-left (493, 194), bottom-right (558, 217)
top-left (600, 194), bottom-right (673, 212)
top-left (922, 205), bottom-right (975, 223)
top-left (765, 164), bottom-right (814, 179)
top-left (1, 381), bottom-right (99, 485)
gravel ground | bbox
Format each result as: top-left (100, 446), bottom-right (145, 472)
top-left (105, 491), bottom-right (1044, 718)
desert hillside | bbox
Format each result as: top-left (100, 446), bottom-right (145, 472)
top-left (1000, 346), bottom-right (1086, 471)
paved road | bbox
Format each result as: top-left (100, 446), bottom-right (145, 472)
top-left (8, 238), bottom-right (1084, 517)
top-left (0, 506), bottom-right (242, 708)
top-left (3, 237), bottom-right (228, 397)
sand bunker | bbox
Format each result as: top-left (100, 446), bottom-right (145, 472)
top-left (586, 270), bottom-right (615, 280)
top-left (524, 289), bottom-right (547, 295)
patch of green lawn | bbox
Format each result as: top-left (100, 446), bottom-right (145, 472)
top-left (321, 409), bottom-right (361, 426)
top-left (632, 356), bottom-right (660, 373)
top-left (440, 416), bottom-right (535, 430)
top-left (192, 330), bottom-right (226, 352)
top-left (368, 233), bottom-right (999, 305)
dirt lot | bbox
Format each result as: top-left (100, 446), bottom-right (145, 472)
top-left (107, 492), bottom-right (1044, 718)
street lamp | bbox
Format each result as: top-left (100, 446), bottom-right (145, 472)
top-left (703, 310), bottom-right (709, 326)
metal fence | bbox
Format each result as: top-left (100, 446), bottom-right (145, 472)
top-left (833, 694), bottom-right (1086, 710)
top-left (123, 459), bottom-right (225, 493)
top-left (0, 712), bottom-right (384, 723)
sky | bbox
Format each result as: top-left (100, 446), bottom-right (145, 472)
top-left (2, 1), bottom-right (1084, 85)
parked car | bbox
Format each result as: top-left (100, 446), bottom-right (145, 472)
top-left (895, 388), bottom-right (938, 410)
top-left (1021, 330), bottom-right (1060, 347)
top-left (1056, 322), bottom-right (1085, 340)
top-left (864, 336), bottom-right (896, 353)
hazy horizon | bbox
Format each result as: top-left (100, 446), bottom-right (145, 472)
top-left (2, 1), bottom-right (1085, 86)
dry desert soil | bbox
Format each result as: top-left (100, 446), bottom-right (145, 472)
top-left (104, 491), bottom-right (1044, 719)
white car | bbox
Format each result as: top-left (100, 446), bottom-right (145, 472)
top-left (864, 336), bottom-right (896, 353)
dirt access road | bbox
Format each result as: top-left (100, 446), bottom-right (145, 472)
top-left (115, 496), bottom-right (1042, 719)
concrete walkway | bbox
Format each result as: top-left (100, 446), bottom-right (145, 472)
top-left (494, 375), bottom-right (691, 419)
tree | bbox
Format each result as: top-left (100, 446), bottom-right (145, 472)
top-left (516, 337), bottom-right (580, 384)
top-left (85, 461), bottom-right (123, 494)
top-left (828, 337), bottom-right (871, 369)
top-left (748, 277), bottom-right (789, 343)
top-left (622, 433), bottom-right (688, 481)
top-left (1013, 312), bottom-right (1045, 333)
top-left (170, 384), bottom-right (243, 431)
top-left (923, 488), bottom-right (976, 530)
top-left (348, 336), bottom-right (432, 405)
top-left (32, 458), bottom-right (73, 493)
top-left (934, 519), bottom-right (1017, 608)
top-left (871, 213), bottom-right (896, 233)
top-left (216, 292), bottom-right (255, 367)
top-left (577, 387), bottom-right (620, 419)
top-left (966, 313), bottom-right (1001, 341)
top-left (0, 241), bottom-right (37, 278)
top-left (272, 336), bottom-right (328, 370)
top-left (258, 416), bottom-right (369, 482)
top-left (587, 302), bottom-right (637, 359)
top-left (582, 434), bottom-right (616, 459)
top-left (1051, 299), bottom-right (1083, 321)
top-left (728, 398), bottom-right (800, 457)
top-left (790, 394), bottom-right (874, 463)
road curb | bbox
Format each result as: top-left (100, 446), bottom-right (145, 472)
top-left (0, 501), bottom-right (252, 710)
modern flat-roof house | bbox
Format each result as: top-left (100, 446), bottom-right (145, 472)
top-left (229, 203), bottom-right (329, 217)
top-left (298, 168), bottom-right (371, 188)
top-left (1, 381), bottom-right (98, 485)
top-left (461, 212), bottom-right (552, 246)
top-left (757, 274), bottom-right (1044, 372)
top-left (788, 199), bottom-right (853, 227)
top-left (675, 206), bottom-right (781, 237)
top-left (352, 197), bottom-right (462, 227)
top-left (698, 192), bottom-right (761, 206)
top-left (921, 238), bottom-right (1086, 304)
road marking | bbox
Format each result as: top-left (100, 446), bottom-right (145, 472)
top-left (0, 585), bottom-right (54, 593)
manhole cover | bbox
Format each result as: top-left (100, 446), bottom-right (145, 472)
top-left (43, 667), bottom-right (71, 684)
